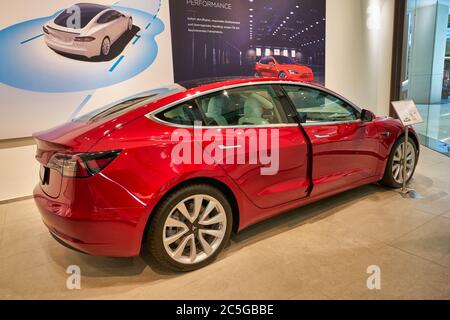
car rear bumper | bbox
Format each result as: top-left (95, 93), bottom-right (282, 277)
top-left (33, 183), bottom-right (146, 257)
top-left (44, 35), bottom-right (98, 58)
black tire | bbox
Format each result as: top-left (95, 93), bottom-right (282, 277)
top-left (380, 136), bottom-right (418, 188)
top-left (146, 184), bottom-right (233, 272)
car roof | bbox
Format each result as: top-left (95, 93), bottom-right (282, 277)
top-left (177, 77), bottom-right (267, 90)
top-left (74, 3), bottom-right (109, 12)
top-left (272, 55), bottom-right (292, 59)
top-left (176, 76), bottom-right (321, 94)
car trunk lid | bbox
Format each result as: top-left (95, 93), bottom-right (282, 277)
top-left (33, 117), bottom-right (130, 198)
top-left (46, 23), bottom-right (80, 45)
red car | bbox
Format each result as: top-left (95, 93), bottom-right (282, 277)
top-left (255, 55), bottom-right (314, 81)
top-left (33, 78), bottom-right (419, 271)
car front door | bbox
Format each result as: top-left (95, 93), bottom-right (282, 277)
top-left (257, 58), bottom-right (270, 77)
top-left (195, 84), bottom-right (311, 209)
top-left (266, 58), bottom-right (278, 77)
top-left (282, 85), bottom-right (382, 197)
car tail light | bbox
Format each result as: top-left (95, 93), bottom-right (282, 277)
top-left (43, 26), bottom-right (49, 34)
top-left (74, 36), bottom-right (96, 42)
top-left (47, 150), bottom-right (121, 178)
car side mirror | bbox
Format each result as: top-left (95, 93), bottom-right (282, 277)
top-left (361, 109), bottom-right (375, 122)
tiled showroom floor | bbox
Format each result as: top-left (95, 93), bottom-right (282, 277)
top-left (0, 147), bottom-right (449, 300)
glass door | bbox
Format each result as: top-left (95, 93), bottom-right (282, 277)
top-left (401, 0), bottom-right (450, 156)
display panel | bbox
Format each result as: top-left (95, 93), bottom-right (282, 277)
top-left (169, 0), bottom-right (326, 83)
top-left (0, 0), bottom-right (173, 139)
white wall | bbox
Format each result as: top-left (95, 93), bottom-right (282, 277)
top-left (0, 144), bottom-right (39, 202)
top-left (326, 0), bottom-right (395, 116)
top-left (0, 0), bottom-right (397, 201)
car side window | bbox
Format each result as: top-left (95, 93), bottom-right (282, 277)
top-left (195, 85), bottom-right (289, 126)
top-left (98, 11), bottom-right (121, 24)
top-left (110, 11), bottom-right (122, 21)
top-left (155, 102), bottom-right (203, 126)
top-left (282, 85), bottom-right (359, 124)
top-left (97, 11), bottom-right (114, 24)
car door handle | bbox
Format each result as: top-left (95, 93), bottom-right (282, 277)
top-left (218, 145), bottom-right (242, 150)
top-left (314, 134), bottom-right (332, 139)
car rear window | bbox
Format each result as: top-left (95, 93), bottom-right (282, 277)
top-left (155, 102), bottom-right (203, 126)
top-left (74, 85), bottom-right (186, 122)
top-left (54, 5), bottom-right (106, 29)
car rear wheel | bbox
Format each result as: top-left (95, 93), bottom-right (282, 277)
top-left (101, 37), bottom-right (111, 57)
top-left (146, 184), bottom-right (233, 272)
top-left (278, 71), bottom-right (287, 79)
top-left (381, 136), bottom-right (418, 188)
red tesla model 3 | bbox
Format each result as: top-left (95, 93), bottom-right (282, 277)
top-left (33, 78), bottom-right (419, 271)
top-left (255, 55), bottom-right (314, 82)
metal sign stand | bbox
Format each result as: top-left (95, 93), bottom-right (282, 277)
top-left (391, 100), bottom-right (424, 200)
top-left (400, 125), bottom-right (422, 199)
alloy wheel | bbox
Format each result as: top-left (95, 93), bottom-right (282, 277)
top-left (392, 141), bottom-right (416, 184)
top-left (162, 195), bottom-right (227, 265)
top-left (101, 38), bottom-right (111, 56)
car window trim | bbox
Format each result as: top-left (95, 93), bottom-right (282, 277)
top-left (300, 119), bottom-right (363, 126)
top-left (146, 81), bottom-right (362, 129)
top-left (150, 114), bottom-right (300, 130)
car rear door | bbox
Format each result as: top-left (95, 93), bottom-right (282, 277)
top-left (282, 85), bottom-right (381, 197)
top-left (109, 11), bottom-right (125, 41)
top-left (195, 84), bottom-right (311, 209)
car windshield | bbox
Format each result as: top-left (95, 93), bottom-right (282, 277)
top-left (273, 56), bottom-right (295, 65)
top-left (74, 85), bottom-right (186, 122)
top-left (54, 4), bottom-right (107, 29)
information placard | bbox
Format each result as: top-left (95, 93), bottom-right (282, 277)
top-left (391, 100), bottom-right (424, 126)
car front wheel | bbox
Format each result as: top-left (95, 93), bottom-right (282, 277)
top-left (278, 71), bottom-right (287, 79)
top-left (146, 184), bottom-right (233, 272)
top-left (381, 136), bottom-right (418, 188)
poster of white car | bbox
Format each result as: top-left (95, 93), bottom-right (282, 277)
top-left (43, 3), bottom-right (133, 59)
